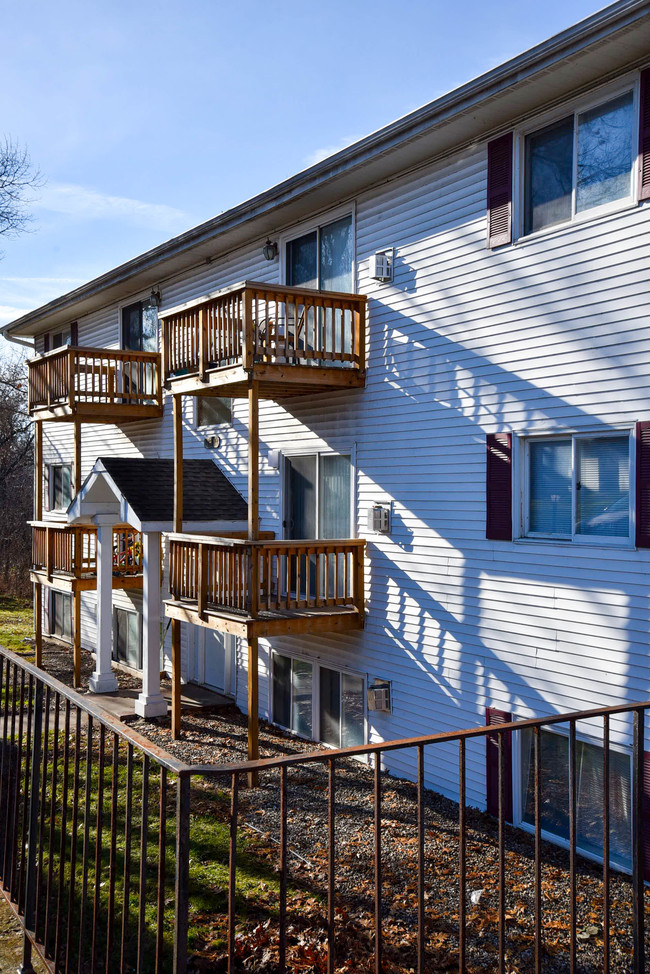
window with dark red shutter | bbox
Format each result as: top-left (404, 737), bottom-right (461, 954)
top-left (487, 133), bottom-right (513, 247)
top-left (486, 708), bottom-right (513, 823)
top-left (636, 422), bottom-right (650, 547)
top-left (639, 69), bottom-right (650, 201)
top-left (486, 433), bottom-right (512, 541)
top-left (70, 321), bottom-right (78, 346)
top-left (43, 333), bottom-right (50, 353)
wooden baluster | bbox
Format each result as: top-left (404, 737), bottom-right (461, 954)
top-left (197, 544), bottom-right (207, 620)
top-left (67, 349), bottom-right (75, 410)
top-left (46, 527), bottom-right (53, 580)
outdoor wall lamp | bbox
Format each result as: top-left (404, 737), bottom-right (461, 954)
top-left (262, 238), bottom-right (278, 261)
top-left (148, 287), bottom-right (162, 309)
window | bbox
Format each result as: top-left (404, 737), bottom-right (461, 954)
top-left (113, 607), bottom-right (142, 669)
top-left (285, 453), bottom-right (352, 540)
top-left (272, 653), bottom-right (365, 748)
top-left (122, 301), bottom-right (158, 353)
top-left (52, 328), bottom-right (71, 349)
top-left (50, 463), bottom-right (72, 511)
top-left (286, 214), bottom-right (353, 292)
top-left (523, 89), bottom-right (635, 235)
top-left (196, 396), bottom-right (232, 427)
top-left (50, 591), bottom-right (72, 642)
top-left (524, 433), bottom-right (631, 542)
top-left (520, 728), bottom-right (631, 870)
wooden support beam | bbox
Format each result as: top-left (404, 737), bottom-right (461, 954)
top-left (34, 583), bottom-right (42, 668)
top-left (247, 635), bottom-right (259, 788)
top-left (73, 418), bottom-right (82, 495)
top-left (34, 420), bottom-right (43, 520)
top-left (247, 380), bottom-right (260, 786)
top-left (248, 379), bottom-right (259, 541)
top-left (73, 588), bottom-right (81, 687)
top-left (173, 394), bottom-right (183, 533)
top-left (171, 617), bottom-right (181, 739)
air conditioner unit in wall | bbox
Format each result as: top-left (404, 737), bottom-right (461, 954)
top-left (367, 680), bottom-right (391, 713)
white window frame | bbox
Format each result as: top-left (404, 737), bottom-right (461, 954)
top-left (112, 606), bottom-right (142, 670)
top-left (49, 590), bottom-right (72, 643)
top-left (281, 447), bottom-right (357, 542)
top-left (49, 462), bottom-right (73, 512)
top-left (194, 396), bottom-right (232, 429)
top-left (513, 724), bottom-right (633, 872)
top-left (270, 649), bottom-right (367, 751)
top-left (514, 73), bottom-right (640, 242)
top-left (518, 429), bottom-right (635, 547)
top-left (279, 204), bottom-right (357, 291)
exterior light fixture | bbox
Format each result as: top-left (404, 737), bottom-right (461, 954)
top-left (262, 238), bottom-right (278, 261)
top-left (148, 287), bottom-right (162, 309)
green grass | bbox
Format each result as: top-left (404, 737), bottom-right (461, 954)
top-left (1, 722), bottom-right (290, 972)
top-left (0, 594), bottom-right (33, 655)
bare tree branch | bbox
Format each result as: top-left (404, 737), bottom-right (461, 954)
top-left (0, 137), bottom-right (43, 239)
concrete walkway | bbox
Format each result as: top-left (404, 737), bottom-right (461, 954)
top-left (87, 681), bottom-right (232, 722)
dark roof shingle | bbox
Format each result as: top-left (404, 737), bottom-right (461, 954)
top-left (98, 458), bottom-right (247, 523)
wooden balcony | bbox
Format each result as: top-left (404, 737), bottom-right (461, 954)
top-left (30, 522), bottom-right (144, 592)
top-left (161, 281), bottom-right (367, 398)
top-left (165, 534), bottom-right (365, 637)
top-left (28, 346), bottom-right (163, 422)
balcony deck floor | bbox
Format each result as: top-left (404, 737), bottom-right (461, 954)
top-left (164, 598), bottom-right (364, 638)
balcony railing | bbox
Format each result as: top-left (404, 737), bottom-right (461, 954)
top-left (162, 281), bottom-right (367, 383)
top-left (168, 534), bottom-right (365, 620)
top-left (31, 522), bottom-right (143, 580)
top-left (28, 346), bottom-right (162, 419)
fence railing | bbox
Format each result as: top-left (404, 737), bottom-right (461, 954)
top-left (1, 644), bottom-right (647, 973)
top-left (28, 347), bottom-right (162, 413)
top-left (168, 534), bottom-right (365, 618)
top-left (30, 522), bottom-right (143, 579)
top-left (161, 281), bottom-right (367, 381)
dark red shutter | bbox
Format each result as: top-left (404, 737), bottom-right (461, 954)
top-left (643, 752), bottom-right (650, 882)
top-left (70, 321), bottom-right (78, 346)
top-left (636, 422), bottom-right (650, 547)
top-left (43, 465), bottom-right (50, 512)
top-left (486, 433), bottom-right (512, 541)
top-left (486, 708), bottom-right (513, 823)
top-left (487, 132), bottom-right (513, 247)
top-left (43, 333), bottom-right (50, 353)
top-left (639, 69), bottom-right (650, 201)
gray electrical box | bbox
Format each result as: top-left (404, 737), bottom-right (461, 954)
top-left (368, 504), bottom-right (390, 534)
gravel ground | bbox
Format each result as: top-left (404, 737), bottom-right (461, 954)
top-left (34, 643), bottom-right (650, 972)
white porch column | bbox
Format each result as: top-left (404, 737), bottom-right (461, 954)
top-left (89, 515), bottom-right (119, 694)
top-left (135, 531), bottom-right (167, 718)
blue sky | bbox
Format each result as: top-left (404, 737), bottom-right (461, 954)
top-left (0, 0), bottom-right (602, 336)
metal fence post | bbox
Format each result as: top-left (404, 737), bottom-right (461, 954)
top-left (174, 773), bottom-right (191, 974)
top-left (19, 679), bottom-right (43, 974)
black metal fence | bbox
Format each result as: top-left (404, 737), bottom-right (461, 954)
top-left (0, 644), bottom-right (648, 973)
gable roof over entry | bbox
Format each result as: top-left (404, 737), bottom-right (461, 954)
top-left (68, 457), bottom-right (248, 532)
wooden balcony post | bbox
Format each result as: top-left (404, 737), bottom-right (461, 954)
top-left (161, 319), bottom-right (167, 386)
top-left (248, 379), bottom-right (259, 542)
top-left (247, 635), bottom-right (259, 788)
top-left (34, 420), bottom-right (43, 520)
top-left (171, 617), bottom-right (181, 740)
top-left (198, 307), bottom-right (207, 382)
top-left (67, 348), bottom-right (74, 410)
top-left (243, 286), bottom-right (254, 371)
top-left (34, 582), bottom-right (42, 668)
top-left (197, 543), bottom-right (208, 619)
top-left (46, 526), bottom-right (53, 580)
top-left (72, 588), bottom-right (81, 687)
top-left (173, 394), bottom-right (183, 533)
top-left (354, 543), bottom-right (365, 622)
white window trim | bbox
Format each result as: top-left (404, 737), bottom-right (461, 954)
top-left (513, 72), bottom-right (640, 243)
top-left (49, 462), bottom-right (73, 512)
top-left (270, 648), bottom-right (368, 751)
top-left (516, 428), bottom-right (635, 548)
top-left (512, 723), bottom-right (633, 874)
top-left (281, 446), bottom-right (357, 542)
top-left (194, 396), bottom-right (233, 429)
top-left (278, 203), bottom-right (357, 291)
top-left (112, 606), bottom-right (142, 670)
